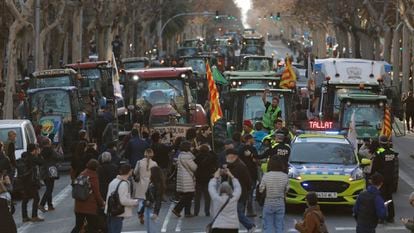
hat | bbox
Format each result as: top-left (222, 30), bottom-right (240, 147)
top-left (224, 139), bottom-right (233, 145)
top-left (243, 120), bottom-right (253, 128)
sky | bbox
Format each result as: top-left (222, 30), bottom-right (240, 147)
top-left (234, 0), bottom-right (251, 27)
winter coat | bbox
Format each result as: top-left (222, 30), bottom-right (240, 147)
top-left (105, 176), bottom-right (138, 218)
top-left (238, 144), bottom-right (259, 181)
top-left (227, 158), bottom-right (252, 202)
top-left (151, 142), bottom-right (172, 169)
top-left (125, 136), bottom-right (149, 167)
top-left (97, 162), bottom-right (118, 199)
top-left (194, 151), bottom-right (218, 184)
top-left (133, 158), bottom-right (158, 199)
top-left (176, 151), bottom-right (197, 193)
top-left (74, 168), bottom-right (105, 215)
top-left (40, 147), bottom-right (58, 180)
top-left (145, 182), bottom-right (163, 215)
top-left (21, 152), bottom-right (44, 194)
top-left (209, 177), bottom-right (241, 230)
top-left (295, 205), bottom-right (325, 233)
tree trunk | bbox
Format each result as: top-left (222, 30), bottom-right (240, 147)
top-left (72, 7), bottom-right (82, 63)
top-left (392, 25), bottom-right (401, 93)
top-left (383, 27), bottom-right (392, 62)
top-left (97, 27), bottom-right (106, 60)
top-left (4, 21), bottom-right (25, 119)
top-left (359, 33), bottom-right (374, 59)
top-left (63, 33), bottom-right (69, 64)
top-left (374, 37), bottom-right (381, 60)
top-left (402, 25), bottom-right (411, 94)
top-left (351, 30), bottom-right (362, 58)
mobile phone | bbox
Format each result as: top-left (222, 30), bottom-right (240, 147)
top-left (384, 200), bottom-right (392, 206)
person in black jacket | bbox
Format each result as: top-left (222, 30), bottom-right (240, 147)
top-left (39, 138), bottom-right (59, 212)
top-left (226, 149), bottom-right (256, 232)
top-left (97, 152), bottom-right (118, 199)
top-left (21, 143), bottom-right (45, 222)
top-left (194, 144), bottom-right (218, 216)
top-left (144, 166), bottom-right (166, 233)
top-left (151, 132), bottom-right (172, 172)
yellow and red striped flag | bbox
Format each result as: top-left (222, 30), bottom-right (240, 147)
top-left (280, 56), bottom-right (297, 89)
top-left (206, 61), bottom-right (223, 124)
top-left (381, 106), bottom-right (392, 138)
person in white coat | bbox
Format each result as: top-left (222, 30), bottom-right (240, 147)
top-left (133, 149), bottom-right (158, 224)
top-left (208, 168), bottom-right (241, 233)
top-left (172, 141), bottom-right (197, 217)
top-left (105, 164), bottom-right (139, 233)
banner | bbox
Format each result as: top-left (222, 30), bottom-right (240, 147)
top-left (39, 115), bottom-right (63, 144)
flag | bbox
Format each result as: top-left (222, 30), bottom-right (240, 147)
top-left (381, 106), bottom-right (392, 138)
top-left (280, 56), bottom-right (297, 89)
top-left (347, 110), bottom-right (358, 154)
top-left (112, 52), bottom-right (123, 98)
top-left (206, 61), bottom-right (223, 125)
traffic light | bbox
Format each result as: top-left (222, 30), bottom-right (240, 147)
top-left (215, 10), bottom-right (219, 19)
top-left (276, 12), bottom-right (281, 21)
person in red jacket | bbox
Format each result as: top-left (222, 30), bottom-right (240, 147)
top-left (71, 159), bottom-right (105, 233)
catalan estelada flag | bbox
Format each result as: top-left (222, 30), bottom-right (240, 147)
top-left (206, 61), bottom-right (223, 124)
top-left (381, 106), bottom-right (392, 138)
top-left (280, 56), bottom-right (297, 89)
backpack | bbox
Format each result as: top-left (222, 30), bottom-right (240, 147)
top-left (16, 157), bottom-right (31, 178)
top-left (107, 180), bottom-right (126, 216)
top-left (72, 175), bottom-right (91, 201)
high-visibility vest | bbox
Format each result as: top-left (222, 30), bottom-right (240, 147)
top-left (263, 105), bottom-right (281, 129)
top-left (241, 129), bottom-right (255, 136)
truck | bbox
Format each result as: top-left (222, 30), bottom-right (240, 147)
top-left (239, 55), bottom-right (274, 71)
top-left (240, 34), bottom-right (265, 56)
top-left (122, 67), bottom-right (207, 139)
top-left (222, 71), bottom-right (295, 132)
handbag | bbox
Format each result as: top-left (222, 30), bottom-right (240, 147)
top-left (205, 196), bottom-right (231, 233)
top-left (47, 165), bottom-right (59, 179)
top-left (133, 161), bottom-right (140, 182)
top-left (255, 182), bottom-right (266, 207)
top-left (107, 180), bottom-right (127, 216)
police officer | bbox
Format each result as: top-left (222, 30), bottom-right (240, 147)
top-left (261, 131), bottom-right (291, 173)
top-left (371, 135), bottom-right (396, 223)
top-left (262, 89), bottom-right (282, 131)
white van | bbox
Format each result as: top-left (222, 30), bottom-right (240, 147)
top-left (0, 120), bottom-right (37, 160)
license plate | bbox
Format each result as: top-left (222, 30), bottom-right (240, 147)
top-left (316, 192), bottom-right (337, 198)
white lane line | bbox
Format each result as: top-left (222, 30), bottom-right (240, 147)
top-left (161, 202), bottom-right (175, 232)
top-left (336, 226), bottom-right (406, 231)
top-left (175, 218), bottom-right (182, 232)
top-left (18, 184), bottom-right (72, 233)
top-left (399, 169), bottom-right (414, 189)
top-left (121, 232), bottom-right (147, 233)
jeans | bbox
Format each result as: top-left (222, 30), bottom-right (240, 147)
top-left (237, 200), bottom-right (255, 230)
top-left (356, 225), bottom-right (376, 233)
top-left (173, 192), bottom-right (194, 215)
top-left (22, 190), bottom-right (40, 218)
top-left (40, 178), bottom-right (55, 207)
top-left (107, 216), bottom-right (123, 233)
top-left (194, 182), bottom-right (210, 216)
top-left (262, 200), bottom-right (285, 233)
top-left (380, 183), bottom-right (394, 220)
top-left (137, 198), bottom-right (145, 216)
top-left (145, 207), bottom-right (160, 233)
top-left (71, 213), bottom-right (99, 233)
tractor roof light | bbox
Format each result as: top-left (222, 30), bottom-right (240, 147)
top-left (132, 75), bottom-right (139, 81)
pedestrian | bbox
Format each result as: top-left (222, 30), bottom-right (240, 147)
top-left (97, 151), bottom-right (118, 233)
top-left (194, 144), bottom-right (218, 217)
top-left (97, 152), bottom-right (118, 200)
top-left (112, 35), bottom-right (123, 62)
top-left (371, 135), bottom-right (396, 223)
top-left (105, 163), bottom-right (139, 233)
top-left (262, 90), bottom-right (282, 131)
top-left (262, 131), bottom-right (290, 173)
top-left (232, 132), bottom-right (242, 151)
top-left (71, 159), bottom-right (105, 233)
top-left (225, 149), bottom-right (256, 233)
top-left (242, 120), bottom-right (255, 136)
top-left (295, 192), bottom-right (327, 233)
top-left (104, 141), bottom-right (121, 167)
top-left (402, 91), bottom-right (414, 132)
top-left (39, 138), bottom-right (59, 212)
top-left (4, 130), bottom-right (17, 179)
top-left (144, 166), bottom-right (166, 233)
top-left (0, 167), bottom-right (16, 233)
top-left (238, 134), bottom-right (259, 217)
top-left (84, 88), bottom-right (98, 119)
top-left (133, 148), bottom-right (158, 224)
top-left (259, 157), bottom-right (289, 233)
top-left (84, 143), bottom-right (99, 161)
top-left (252, 122), bottom-right (267, 153)
top-left (0, 142), bottom-right (12, 182)
top-left (70, 141), bottom-right (88, 180)
top-left (353, 173), bottom-right (387, 233)
top-left (218, 139), bottom-right (234, 167)
top-left (125, 129), bottom-right (149, 169)
top-left (21, 143), bottom-right (44, 222)
top-left (150, 132), bottom-right (172, 173)
top-left (172, 140), bottom-right (197, 218)
top-left (208, 168), bottom-right (241, 233)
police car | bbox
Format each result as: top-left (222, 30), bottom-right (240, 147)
top-left (286, 132), bottom-right (370, 205)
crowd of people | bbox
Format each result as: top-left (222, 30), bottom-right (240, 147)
top-left (0, 89), bottom-right (413, 233)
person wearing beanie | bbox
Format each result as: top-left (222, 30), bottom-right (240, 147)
top-left (242, 120), bottom-right (255, 136)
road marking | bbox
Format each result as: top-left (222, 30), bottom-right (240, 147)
top-left (161, 202), bottom-right (175, 232)
top-left (18, 184), bottom-right (72, 233)
top-left (399, 169), bottom-right (414, 189)
top-left (175, 218), bottom-right (182, 232)
top-left (336, 226), bottom-right (406, 231)
top-left (121, 232), bottom-right (147, 233)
